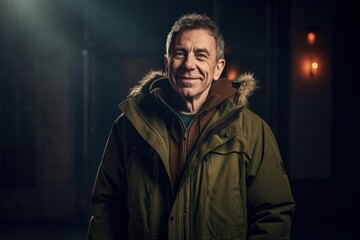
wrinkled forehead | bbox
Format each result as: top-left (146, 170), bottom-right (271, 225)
top-left (172, 29), bottom-right (216, 50)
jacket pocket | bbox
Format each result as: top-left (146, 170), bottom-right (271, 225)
top-left (126, 147), bottom-right (159, 199)
top-left (201, 150), bottom-right (247, 238)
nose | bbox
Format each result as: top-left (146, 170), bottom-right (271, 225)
top-left (182, 53), bottom-right (196, 70)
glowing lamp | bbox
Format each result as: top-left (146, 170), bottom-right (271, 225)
top-left (226, 66), bottom-right (239, 81)
top-left (310, 60), bottom-right (319, 77)
top-left (311, 62), bottom-right (318, 70)
top-left (307, 32), bottom-right (316, 45)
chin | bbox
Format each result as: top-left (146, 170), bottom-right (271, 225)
top-left (178, 89), bottom-right (195, 97)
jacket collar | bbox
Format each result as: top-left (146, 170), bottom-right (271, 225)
top-left (128, 70), bottom-right (257, 110)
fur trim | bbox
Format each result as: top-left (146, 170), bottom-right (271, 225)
top-left (128, 70), bottom-right (257, 107)
top-left (232, 72), bottom-right (257, 107)
top-left (128, 70), bottom-right (166, 97)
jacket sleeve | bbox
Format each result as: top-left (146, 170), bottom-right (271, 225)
top-left (87, 118), bottom-right (129, 240)
top-left (246, 120), bottom-right (295, 240)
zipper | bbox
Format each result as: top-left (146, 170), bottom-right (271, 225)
top-left (154, 92), bottom-right (216, 146)
top-left (152, 91), bottom-right (242, 195)
top-left (153, 93), bottom-right (218, 193)
top-left (155, 96), bottom-right (197, 182)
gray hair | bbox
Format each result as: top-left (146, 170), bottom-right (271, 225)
top-left (165, 13), bottom-right (225, 60)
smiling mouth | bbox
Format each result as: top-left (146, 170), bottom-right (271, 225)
top-left (176, 76), bottom-right (199, 80)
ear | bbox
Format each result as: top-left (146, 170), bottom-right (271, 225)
top-left (213, 59), bottom-right (226, 81)
top-left (164, 55), bottom-right (169, 74)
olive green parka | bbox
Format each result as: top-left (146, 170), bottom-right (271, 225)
top-left (87, 71), bottom-right (295, 240)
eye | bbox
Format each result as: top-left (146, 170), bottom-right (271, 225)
top-left (173, 51), bottom-right (185, 59)
top-left (195, 53), bottom-right (208, 60)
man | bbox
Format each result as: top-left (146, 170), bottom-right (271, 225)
top-left (87, 13), bottom-right (295, 240)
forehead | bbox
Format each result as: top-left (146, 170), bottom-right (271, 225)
top-left (174, 29), bottom-right (216, 49)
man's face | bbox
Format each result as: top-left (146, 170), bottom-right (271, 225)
top-left (165, 29), bottom-right (225, 102)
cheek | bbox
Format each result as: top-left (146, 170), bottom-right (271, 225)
top-left (202, 63), bottom-right (216, 78)
top-left (169, 61), bottom-right (180, 74)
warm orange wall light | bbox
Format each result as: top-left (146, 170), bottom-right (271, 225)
top-left (301, 31), bottom-right (321, 79)
top-left (307, 32), bottom-right (316, 45)
top-left (300, 56), bottom-right (320, 79)
top-left (226, 65), bottom-right (239, 81)
top-left (310, 60), bottom-right (319, 77)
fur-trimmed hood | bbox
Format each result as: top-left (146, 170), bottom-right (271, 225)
top-left (128, 70), bottom-right (257, 107)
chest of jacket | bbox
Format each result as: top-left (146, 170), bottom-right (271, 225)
top-left (122, 115), bottom-right (250, 239)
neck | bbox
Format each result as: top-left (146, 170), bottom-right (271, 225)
top-left (172, 91), bottom-right (209, 115)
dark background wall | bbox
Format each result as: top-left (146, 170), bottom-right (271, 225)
top-left (0, 0), bottom-right (359, 239)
